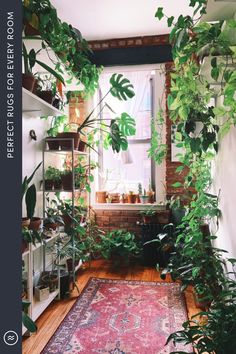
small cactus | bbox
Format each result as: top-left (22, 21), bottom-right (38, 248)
top-left (138, 183), bottom-right (142, 195)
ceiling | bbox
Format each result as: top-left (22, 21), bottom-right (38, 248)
top-left (51, 0), bottom-right (194, 41)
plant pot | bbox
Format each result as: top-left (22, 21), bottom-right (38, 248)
top-left (54, 179), bottom-right (62, 190)
top-left (24, 22), bottom-right (40, 36)
top-left (38, 90), bottom-right (53, 104)
top-left (142, 214), bottom-right (157, 225)
top-left (22, 217), bottom-right (30, 229)
top-left (78, 140), bottom-right (87, 152)
top-left (44, 179), bottom-right (54, 190)
top-left (157, 210), bottom-right (170, 224)
top-left (52, 98), bottom-right (61, 109)
top-left (22, 240), bottom-right (28, 254)
top-left (46, 138), bottom-right (60, 151)
top-left (61, 172), bottom-right (73, 190)
top-left (140, 196), bottom-right (149, 204)
top-left (35, 285), bottom-right (49, 301)
top-left (96, 191), bottom-right (107, 203)
top-left (66, 258), bottom-right (79, 272)
top-left (41, 272), bottom-right (58, 292)
top-left (32, 79), bottom-right (40, 95)
top-left (171, 207), bottom-right (185, 225)
top-left (29, 217), bottom-right (41, 231)
top-left (127, 194), bottom-right (136, 204)
top-left (194, 291), bottom-right (211, 310)
top-left (147, 192), bottom-right (155, 204)
top-left (61, 214), bottom-right (72, 232)
top-left (22, 73), bottom-right (36, 92)
top-left (53, 269), bottom-right (70, 298)
top-left (57, 132), bottom-right (80, 150)
top-left (44, 222), bottom-right (57, 231)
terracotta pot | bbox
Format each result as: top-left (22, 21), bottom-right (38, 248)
top-left (24, 22), bottom-right (40, 36)
top-left (44, 222), bottom-right (57, 231)
top-left (22, 217), bottom-right (30, 229)
top-left (29, 217), bottom-right (41, 231)
top-left (96, 191), bottom-right (107, 203)
top-left (78, 140), bottom-right (87, 152)
top-left (127, 194), bottom-right (137, 204)
top-left (57, 132), bottom-right (80, 150)
top-left (157, 210), bottom-right (170, 224)
top-left (194, 291), bottom-right (211, 310)
top-left (46, 138), bottom-right (60, 150)
top-left (61, 172), bottom-right (73, 190)
top-left (45, 179), bottom-right (54, 190)
top-left (147, 192), bottom-right (155, 204)
top-left (22, 73), bottom-right (35, 92)
top-left (38, 90), bottom-right (53, 104)
top-left (142, 214), bottom-right (157, 225)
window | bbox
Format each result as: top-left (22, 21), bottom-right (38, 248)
top-left (97, 68), bottom-right (155, 196)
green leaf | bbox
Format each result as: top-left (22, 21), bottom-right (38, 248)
top-left (110, 74), bottom-right (135, 101)
top-left (172, 182), bottom-right (182, 188)
top-left (190, 138), bottom-right (201, 153)
top-left (155, 7), bottom-right (164, 21)
top-left (22, 312), bottom-right (37, 333)
top-left (211, 67), bottom-right (219, 81)
top-left (26, 184), bottom-right (36, 219)
top-left (117, 112), bottom-right (136, 136)
top-left (35, 59), bottom-right (65, 85)
top-left (167, 16), bottom-right (174, 27)
top-left (211, 57), bottom-right (217, 68)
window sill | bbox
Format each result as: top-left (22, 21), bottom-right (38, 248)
top-left (92, 203), bottom-right (166, 211)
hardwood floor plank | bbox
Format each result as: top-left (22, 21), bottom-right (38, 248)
top-left (22, 260), bottom-right (198, 354)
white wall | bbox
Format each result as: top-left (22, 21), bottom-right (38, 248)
top-left (212, 124), bottom-right (236, 266)
top-left (22, 113), bottom-right (50, 217)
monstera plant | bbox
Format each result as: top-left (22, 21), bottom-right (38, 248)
top-left (60, 73), bottom-right (136, 153)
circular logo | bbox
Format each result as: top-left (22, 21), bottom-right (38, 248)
top-left (3, 331), bottom-right (19, 346)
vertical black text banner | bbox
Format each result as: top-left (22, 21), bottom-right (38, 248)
top-left (0, 0), bottom-right (22, 353)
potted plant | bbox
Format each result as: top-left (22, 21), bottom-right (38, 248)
top-left (140, 189), bottom-right (149, 204)
top-left (127, 191), bottom-right (136, 204)
top-left (99, 230), bottom-right (141, 267)
top-left (43, 115), bottom-right (67, 150)
top-left (25, 183), bottom-right (41, 231)
top-left (140, 208), bottom-right (157, 225)
top-left (22, 228), bottom-right (42, 253)
top-left (22, 42), bottom-right (65, 93)
top-left (22, 300), bottom-right (37, 333)
top-left (22, 162), bottom-right (42, 229)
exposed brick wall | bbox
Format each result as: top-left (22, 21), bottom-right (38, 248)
top-left (89, 34), bottom-right (169, 51)
top-left (69, 93), bottom-right (87, 127)
top-left (94, 209), bottom-right (170, 236)
top-left (165, 63), bottom-right (189, 199)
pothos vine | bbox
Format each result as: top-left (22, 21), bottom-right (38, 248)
top-left (151, 1), bottom-right (236, 353)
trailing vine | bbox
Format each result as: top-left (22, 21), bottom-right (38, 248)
top-left (151, 1), bottom-right (236, 352)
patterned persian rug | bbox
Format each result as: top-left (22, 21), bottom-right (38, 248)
top-left (42, 278), bottom-right (191, 354)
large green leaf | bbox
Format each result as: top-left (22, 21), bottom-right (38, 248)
top-left (105, 121), bottom-right (128, 153)
top-left (22, 312), bottom-right (37, 333)
top-left (35, 58), bottom-right (65, 85)
top-left (117, 113), bottom-right (136, 136)
top-left (26, 184), bottom-right (36, 219)
top-left (109, 74), bottom-right (135, 101)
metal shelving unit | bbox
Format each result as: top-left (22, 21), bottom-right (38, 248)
top-left (42, 137), bottom-right (90, 292)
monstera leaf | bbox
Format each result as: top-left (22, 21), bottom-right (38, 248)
top-left (104, 121), bottom-right (128, 153)
top-left (117, 113), bottom-right (136, 136)
top-left (109, 74), bottom-right (135, 101)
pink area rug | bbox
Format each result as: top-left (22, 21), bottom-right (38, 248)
top-left (42, 278), bottom-right (191, 353)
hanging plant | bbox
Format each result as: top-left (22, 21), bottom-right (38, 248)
top-left (23, 0), bottom-right (101, 95)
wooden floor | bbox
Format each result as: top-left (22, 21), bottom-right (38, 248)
top-left (22, 259), bottom-right (197, 354)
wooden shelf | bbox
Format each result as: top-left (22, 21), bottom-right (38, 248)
top-left (23, 88), bottom-right (63, 117)
top-left (32, 289), bottom-right (59, 321)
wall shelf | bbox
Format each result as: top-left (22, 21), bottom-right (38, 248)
top-left (23, 88), bottom-right (63, 117)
